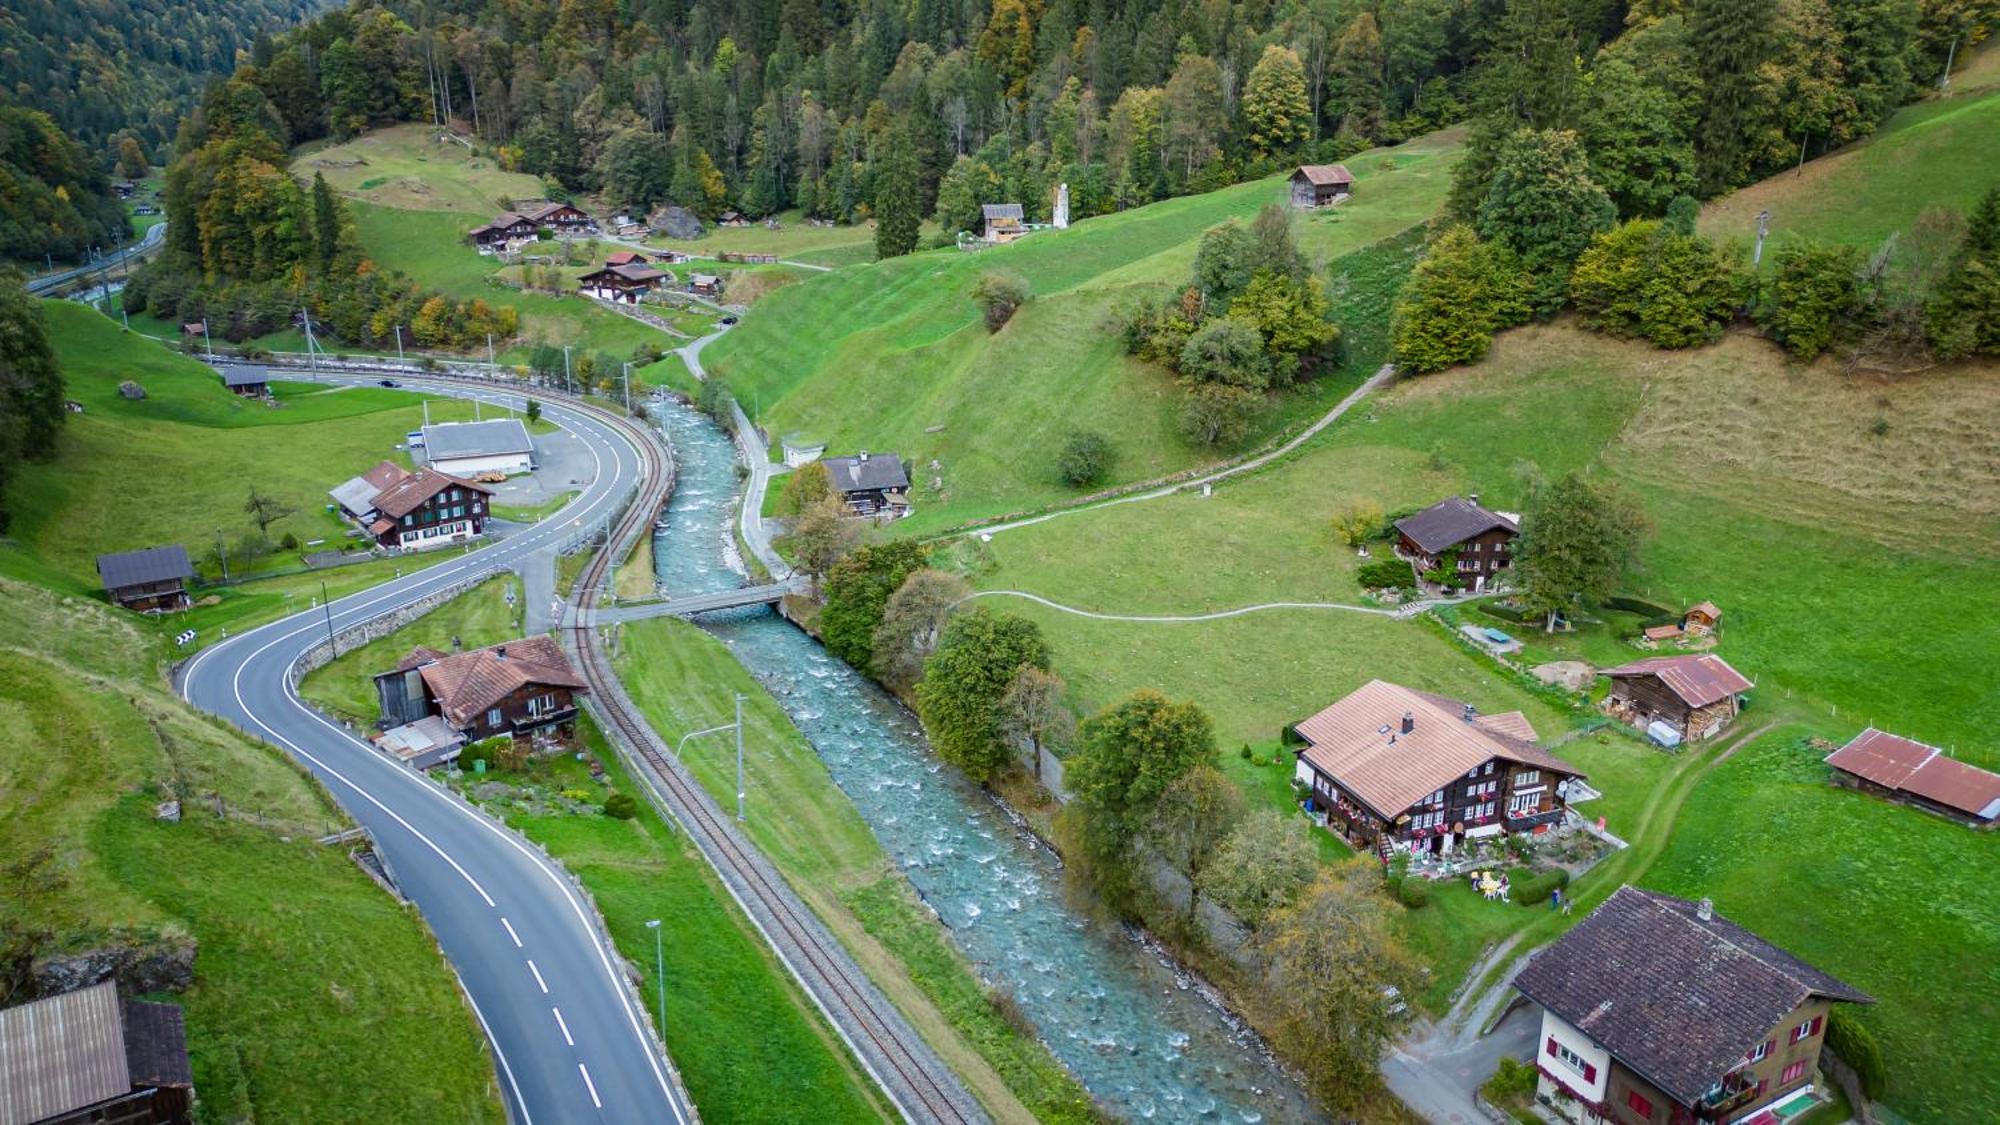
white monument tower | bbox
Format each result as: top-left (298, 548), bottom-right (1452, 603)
top-left (1053, 182), bottom-right (1070, 229)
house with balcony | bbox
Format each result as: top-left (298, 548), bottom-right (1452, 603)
top-left (373, 636), bottom-right (588, 752)
top-left (1290, 680), bottom-right (1585, 859)
top-left (1393, 495), bottom-right (1520, 592)
top-left (1514, 885), bottom-right (1872, 1125)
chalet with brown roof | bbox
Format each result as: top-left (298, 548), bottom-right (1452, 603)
top-left (604, 250), bottom-right (649, 266)
top-left (374, 636), bottom-right (587, 744)
top-left (1291, 680), bottom-right (1585, 858)
top-left (96, 546), bottom-right (194, 612)
top-left (1290, 164), bottom-right (1353, 208)
top-left (524, 201), bottom-right (594, 233)
top-left (469, 212), bottom-right (538, 248)
top-left (1602, 654), bottom-right (1752, 741)
top-left (1824, 728), bottom-right (2000, 827)
top-left (1514, 886), bottom-right (1871, 1125)
top-left (578, 262), bottom-right (670, 304)
top-left (1394, 495), bottom-right (1520, 592)
top-left (328, 460), bottom-right (492, 551)
top-left (0, 980), bottom-right (195, 1125)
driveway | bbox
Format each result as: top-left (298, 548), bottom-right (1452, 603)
top-left (1384, 994), bottom-right (1539, 1123)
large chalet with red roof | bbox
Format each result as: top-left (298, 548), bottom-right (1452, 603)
top-left (1515, 886), bottom-right (1872, 1125)
top-left (1291, 680), bottom-right (1585, 859)
top-left (374, 636), bottom-right (588, 747)
top-left (330, 460), bottom-right (493, 551)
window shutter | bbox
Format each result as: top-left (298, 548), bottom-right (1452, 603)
top-left (1547, 1037), bottom-right (1559, 1058)
top-left (1583, 1062), bottom-right (1597, 1084)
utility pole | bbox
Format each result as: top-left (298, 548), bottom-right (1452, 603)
top-left (214, 528), bottom-right (230, 584)
top-left (645, 920), bottom-right (665, 1035)
top-left (394, 324), bottom-right (404, 361)
top-left (1753, 210), bottom-right (1772, 267)
top-left (622, 362), bottom-right (632, 413)
top-left (301, 307), bottom-right (319, 370)
top-left (487, 333), bottom-right (495, 368)
top-left (203, 319), bottom-right (213, 357)
top-left (735, 693), bottom-right (746, 822)
top-left (320, 579), bottom-right (338, 658)
top-left (1941, 35), bottom-right (1959, 91)
top-left (562, 345), bottom-right (573, 395)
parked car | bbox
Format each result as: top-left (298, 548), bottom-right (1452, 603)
top-left (378, 379), bottom-right (400, 388)
top-left (720, 316), bottom-right (738, 325)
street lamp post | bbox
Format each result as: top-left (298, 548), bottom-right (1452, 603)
top-left (645, 919), bottom-right (665, 1036)
top-left (674, 695), bottom-right (749, 821)
top-left (562, 345), bottom-right (573, 395)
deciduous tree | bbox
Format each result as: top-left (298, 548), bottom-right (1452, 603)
top-left (1066, 689), bottom-right (1217, 864)
top-left (917, 607), bottom-right (1051, 781)
top-left (1144, 765), bottom-right (1246, 923)
top-left (1199, 810), bottom-right (1320, 927)
top-left (1001, 665), bottom-right (1075, 784)
top-left (870, 568), bottom-right (972, 692)
top-left (1513, 471), bottom-right (1650, 629)
top-left (1243, 46), bottom-right (1313, 157)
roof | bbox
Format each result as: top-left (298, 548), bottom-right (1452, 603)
top-left (1394, 496), bottom-right (1518, 554)
top-left (581, 264), bottom-right (668, 284)
top-left (604, 250), bottom-right (648, 265)
top-left (0, 982), bottom-right (190, 1125)
top-left (472, 212), bottom-right (532, 235)
top-left (403, 636), bottom-right (588, 728)
top-left (526, 201), bottom-right (587, 221)
top-left (1825, 728), bottom-right (2000, 820)
top-left (1513, 886), bottom-right (1872, 1107)
top-left (95, 545), bottom-right (193, 592)
top-left (1643, 624), bottom-right (1685, 641)
top-left (1687, 601), bottom-right (1722, 620)
top-left (377, 715), bottom-right (466, 762)
top-left (1294, 163), bottom-right (1354, 186)
top-left (421, 419), bottom-right (534, 463)
top-left (690, 273), bottom-right (721, 285)
top-left (983, 203), bottom-right (1024, 222)
top-left (217, 363), bottom-right (267, 387)
top-left (372, 467), bottom-right (492, 519)
top-left (1604, 654), bottom-right (1753, 709)
top-left (823, 453), bottom-right (910, 495)
top-left (330, 459), bottom-right (411, 517)
top-left (1294, 680), bottom-right (1581, 818)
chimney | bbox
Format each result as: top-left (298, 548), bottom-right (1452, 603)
top-left (1401, 711), bottom-right (1415, 735)
top-left (495, 645), bottom-right (507, 660)
top-left (1696, 897), bottom-right (1713, 922)
top-left (1468, 492), bottom-right (1480, 508)
top-left (1462, 702), bottom-right (1477, 723)
top-left (858, 449), bottom-right (870, 463)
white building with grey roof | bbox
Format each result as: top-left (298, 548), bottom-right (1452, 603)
top-left (418, 419), bottom-right (534, 477)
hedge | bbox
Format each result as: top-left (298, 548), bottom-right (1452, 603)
top-left (1826, 1008), bottom-right (1887, 1100)
top-left (1510, 868), bottom-right (1570, 907)
top-left (1605, 595), bottom-right (1675, 618)
top-left (1357, 558), bottom-right (1414, 590)
top-left (1477, 602), bottom-right (1538, 624)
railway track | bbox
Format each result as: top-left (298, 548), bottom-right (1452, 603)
top-left (563, 407), bottom-right (987, 1125)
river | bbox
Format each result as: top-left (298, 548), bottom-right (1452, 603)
top-left (645, 397), bottom-right (1317, 1122)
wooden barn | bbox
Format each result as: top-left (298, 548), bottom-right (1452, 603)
top-left (1602, 654), bottom-right (1752, 741)
top-left (0, 980), bottom-right (195, 1125)
top-left (1290, 164), bottom-right (1353, 208)
top-left (96, 545), bottom-right (194, 612)
top-left (982, 203), bottom-right (1025, 242)
top-left (1824, 728), bottom-right (2000, 826)
top-left (216, 363), bottom-right (269, 397)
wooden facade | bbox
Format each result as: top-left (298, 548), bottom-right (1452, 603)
top-left (374, 637), bottom-right (587, 746)
top-left (1300, 753), bottom-right (1571, 855)
top-left (457, 681), bottom-right (580, 740)
top-left (1289, 165), bottom-right (1353, 208)
top-left (578, 264), bottom-right (668, 304)
top-left (530, 202), bottom-right (594, 233)
top-left (367, 477), bottom-right (492, 550)
top-left (1606, 674), bottom-right (1737, 739)
top-left (470, 214), bottom-right (538, 248)
top-left (1398, 524), bottom-right (1515, 589)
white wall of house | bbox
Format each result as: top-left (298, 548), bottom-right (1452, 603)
top-left (1537, 1008), bottom-right (1612, 1110)
top-left (397, 519), bottom-right (477, 551)
top-left (430, 451), bottom-right (532, 476)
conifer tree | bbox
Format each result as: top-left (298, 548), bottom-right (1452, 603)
top-left (873, 120), bottom-right (923, 259)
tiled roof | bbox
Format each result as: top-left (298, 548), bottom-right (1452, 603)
top-left (605, 250), bottom-right (648, 265)
top-left (1514, 886), bottom-right (1871, 1107)
top-left (1825, 728), bottom-right (2000, 820)
top-left (1294, 680), bottom-right (1581, 818)
top-left (1395, 496), bottom-right (1518, 554)
top-left (824, 453), bottom-right (909, 494)
top-left (1687, 601), bottom-right (1722, 620)
top-left (1604, 654), bottom-right (1753, 708)
top-left (372, 467), bottom-right (491, 519)
top-left (1295, 163), bottom-right (1354, 186)
top-left (95, 545), bottom-right (193, 591)
top-left (406, 636), bottom-right (587, 727)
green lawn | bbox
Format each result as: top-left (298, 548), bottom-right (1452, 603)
top-left (298, 124), bottom-right (545, 214)
top-left (645, 209), bottom-right (891, 263)
top-left (702, 129), bottom-right (1462, 532)
top-left (1643, 727), bottom-right (2000, 1124)
top-left (299, 575), bottom-right (525, 722)
top-left (614, 617), bottom-right (1095, 1123)
top-left (0, 303), bottom-right (504, 593)
top-left (1700, 84), bottom-right (2000, 255)
top-left (0, 578), bottom-right (502, 1123)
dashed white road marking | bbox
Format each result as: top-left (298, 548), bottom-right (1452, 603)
top-left (552, 1007), bottom-right (575, 1047)
top-left (502, 917), bottom-right (523, 948)
top-left (528, 959), bottom-right (549, 994)
top-left (578, 1063), bottom-right (603, 1109)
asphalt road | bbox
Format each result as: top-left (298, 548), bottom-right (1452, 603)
top-left (177, 377), bottom-right (694, 1125)
top-left (26, 221), bottom-right (168, 295)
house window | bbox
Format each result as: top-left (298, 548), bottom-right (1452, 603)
top-left (1780, 1060), bottom-right (1807, 1086)
top-left (1470, 542), bottom-right (1482, 552)
top-left (487, 708), bottom-right (503, 727)
top-left (1509, 791), bottom-right (1543, 815)
top-left (1485, 761), bottom-right (1495, 775)
top-left (1625, 1090), bottom-right (1654, 1119)
top-left (403, 515), bottom-right (414, 526)
top-left (1429, 789), bottom-right (1445, 806)
top-left (1790, 1016), bottom-right (1823, 1044)
top-left (1545, 1037), bottom-right (1598, 1084)
top-left (1515, 769), bottom-right (1541, 787)
top-left (1744, 1039), bottom-right (1772, 1065)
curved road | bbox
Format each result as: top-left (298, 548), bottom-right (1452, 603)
top-left (177, 378), bottom-right (694, 1125)
top-left (26, 222), bottom-right (168, 295)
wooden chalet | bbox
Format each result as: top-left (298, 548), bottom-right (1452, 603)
top-left (96, 546), bottom-right (194, 612)
top-left (1824, 728), bottom-right (2000, 826)
top-left (604, 250), bottom-right (650, 266)
top-left (0, 980), bottom-right (195, 1125)
top-left (330, 460), bottom-right (492, 551)
top-left (688, 272), bottom-right (723, 297)
top-left (1291, 680), bottom-right (1584, 859)
top-left (524, 201), bottom-right (594, 233)
top-left (469, 212), bottom-right (539, 249)
top-left (822, 451), bottom-right (911, 516)
top-left (578, 262), bottom-right (670, 303)
top-left (982, 203), bottom-right (1025, 242)
top-left (1602, 654), bottom-right (1752, 742)
top-left (1290, 164), bottom-right (1354, 208)
top-left (1515, 886), bottom-right (1871, 1125)
top-left (374, 636), bottom-right (587, 743)
top-left (1394, 495), bottom-right (1519, 592)
top-left (216, 363), bottom-right (269, 397)
top-left (1643, 601), bottom-right (1724, 646)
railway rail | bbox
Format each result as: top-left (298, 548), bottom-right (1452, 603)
top-left (563, 407), bottom-right (988, 1125)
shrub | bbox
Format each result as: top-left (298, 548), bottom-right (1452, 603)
top-left (1826, 1008), bottom-right (1887, 1100)
top-left (1240, 743), bottom-right (1253, 760)
top-left (1056, 430), bottom-right (1114, 487)
top-left (1761, 240), bottom-right (1865, 359)
top-left (1392, 225), bottom-right (1533, 373)
top-left (1605, 595), bottom-right (1675, 617)
top-left (1509, 867), bottom-right (1569, 906)
top-left (279, 531), bottom-right (300, 551)
top-left (1357, 558), bottom-right (1412, 590)
top-left (971, 270), bottom-right (1031, 331)
top-left (602, 791), bottom-right (638, 819)
top-left (1398, 877), bottom-right (1430, 909)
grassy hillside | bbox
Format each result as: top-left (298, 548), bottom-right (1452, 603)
top-left (1700, 83), bottom-right (2000, 254)
top-left (298, 125), bottom-right (544, 213)
top-left (702, 130), bottom-right (1462, 532)
top-left (0, 577), bottom-right (502, 1122)
top-left (2, 304), bottom-right (498, 591)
